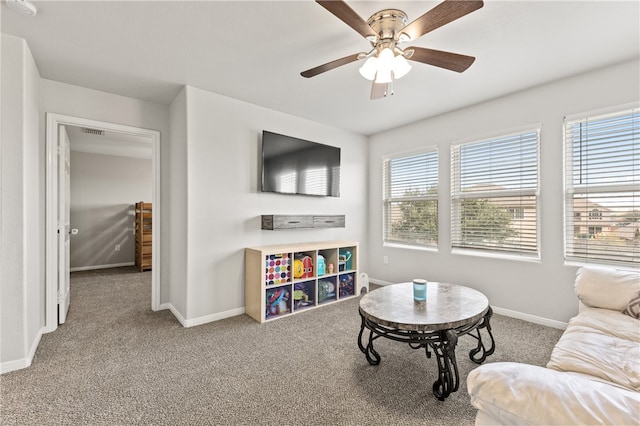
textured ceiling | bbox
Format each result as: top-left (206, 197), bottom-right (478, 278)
top-left (3, 1), bottom-right (639, 135)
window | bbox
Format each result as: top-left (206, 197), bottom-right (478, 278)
top-left (451, 129), bottom-right (540, 256)
top-left (383, 148), bottom-right (438, 248)
top-left (564, 106), bottom-right (639, 266)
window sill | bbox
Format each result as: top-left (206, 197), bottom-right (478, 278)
top-left (564, 259), bottom-right (639, 272)
top-left (451, 248), bottom-right (541, 263)
top-left (383, 242), bottom-right (438, 252)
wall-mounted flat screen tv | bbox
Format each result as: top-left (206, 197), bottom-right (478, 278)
top-left (261, 130), bottom-right (341, 197)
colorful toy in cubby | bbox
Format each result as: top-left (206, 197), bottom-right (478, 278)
top-left (293, 281), bottom-right (315, 310)
top-left (265, 287), bottom-right (290, 319)
top-left (293, 254), bottom-right (313, 279)
top-left (317, 255), bottom-right (326, 276)
top-left (339, 273), bottom-right (355, 298)
top-left (265, 253), bottom-right (291, 286)
top-left (339, 249), bottom-right (352, 271)
top-left (318, 279), bottom-right (336, 303)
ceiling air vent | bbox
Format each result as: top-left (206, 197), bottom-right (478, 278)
top-left (81, 127), bottom-right (104, 136)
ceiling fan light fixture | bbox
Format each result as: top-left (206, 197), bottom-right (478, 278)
top-left (359, 56), bottom-right (378, 80)
top-left (374, 68), bottom-right (392, 84)
top-left (392, 54), bottom-right (411, 79)
top-left (301, 0), bottom-right (484, 99)
top-left (361, 47), bottom-right (410, 83)
top-left (373, 48), bottom-right (394, 83)
top-left (377, 47), bottom-right (395, 69)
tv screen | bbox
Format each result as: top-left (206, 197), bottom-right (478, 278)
top-left (261, 131), bottom-right (341, 197)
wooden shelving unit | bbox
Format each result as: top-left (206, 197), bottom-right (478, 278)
top-left (245, 240), bottom-right (358, 323)
top-left (135, 201), bottom-right (152, 272)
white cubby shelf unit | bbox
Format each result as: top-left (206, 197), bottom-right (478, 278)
top-left (245, 241), bottom-right (359, 323)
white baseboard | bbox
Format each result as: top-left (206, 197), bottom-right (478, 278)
top-left (158, 303), bottom-right (187, 327)
top-left (0, 358), bottom-right (30, 375)
top-left (70, 262), bottom-right (135, 272)
top-left (156, 303), bottom-right (244, 328)
top-left (157, 302), bottom-right (171, 312)
top-left (1, 328), bottom-right (43, 375)
top-left (183, 307), bottom-right (245, 328)
top-left (492, 306), bottom-right (568, 330)
top-left (369, 278), bottom-right (393, 286)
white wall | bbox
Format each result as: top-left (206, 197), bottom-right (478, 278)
top-left (180, 86), bottom-right (369, 323)
top-left (69, 151), bottom-right (152, 270)
top-left (40, 80), bottom-right (171, 303)
top-left (168, 87), bottom-right (188, 316)
top-left (0, 35), bottom-right (42, 372)
top-left (368, 59), bottom-right (640, 325)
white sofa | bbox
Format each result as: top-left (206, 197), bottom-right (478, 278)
top-left (467, 266), bottom-right (640, 425)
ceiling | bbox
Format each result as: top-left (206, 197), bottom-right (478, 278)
top-left (66, 125), bottom-right (152, 159)
top-left (2, 1), bottom-right (639, 136)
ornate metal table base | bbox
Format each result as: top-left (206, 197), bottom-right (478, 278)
top-left (358, 306), bottom-right (495, 401)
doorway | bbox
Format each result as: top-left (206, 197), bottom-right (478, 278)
top-left (45, 113), bottom-right (161, 333)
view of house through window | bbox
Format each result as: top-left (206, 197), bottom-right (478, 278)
top-left (564, 106), bottom-right (639, 266)
top-left (382, 107), bottom-right (637, 267)
top-left (451, 129), bottom-right (540, 256)
top-left (383, 149), bottom-right (438, 248)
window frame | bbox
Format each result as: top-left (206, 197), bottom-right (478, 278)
top-left (563, 102), bottom-right (639, 268)
top-left (450, 126), bottom-right (541, 260)
top-left (382, 147), bottom-right (439, 250)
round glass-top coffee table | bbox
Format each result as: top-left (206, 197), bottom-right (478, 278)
top-left (358, 282), bottom-right (495, 401)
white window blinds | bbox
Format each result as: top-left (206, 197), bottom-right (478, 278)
top-left (451, 129), bottom-right (540, 255)
top-left (564, 107), bottom-right (639, 266)
top-left (383, 149), bottom-right (438, 248)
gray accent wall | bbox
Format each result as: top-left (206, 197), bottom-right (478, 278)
top-left (70, 150), bottom-right (152, 270)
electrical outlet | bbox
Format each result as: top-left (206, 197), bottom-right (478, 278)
top-left (115, 244), bottom-right (120, 252)
top-left (383, 256), bottom-right (388, 264)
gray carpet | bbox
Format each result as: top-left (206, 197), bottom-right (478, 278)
top-left (1, 267), bottom-right (563, 425)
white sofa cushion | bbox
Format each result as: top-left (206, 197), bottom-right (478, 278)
top-left (547, 306), bottom-right (640, 392)
top-left (574, 266), bottom-right (640, 311)
top-left (467, 362), bottom-right (640, 426)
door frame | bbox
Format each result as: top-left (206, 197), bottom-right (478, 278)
top-left (58, 124), bottom-right (71, 324)
top-left (45, 113), bottom-right (161, 333)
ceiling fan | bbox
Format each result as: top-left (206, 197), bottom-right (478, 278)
top-left (301, 0), bottom-right (484, 100)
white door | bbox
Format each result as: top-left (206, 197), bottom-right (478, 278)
top-left (58, 125), bottom-right (71, 323)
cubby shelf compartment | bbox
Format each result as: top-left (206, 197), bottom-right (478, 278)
top-left (265, 284), bottom-right (292, 320)
top-left (245, 240), bottom-right (359, 323)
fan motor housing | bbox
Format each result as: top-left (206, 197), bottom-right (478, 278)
top-left (367, 9), bottom-right (408, 42)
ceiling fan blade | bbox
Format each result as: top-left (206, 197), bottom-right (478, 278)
top-left (316, 0), bottom-right (377, 40)
top-left (407, 46), bottom-right (476, 73)
top-left (370, 82), bottom-right (388, 100)
top-left (400, 0), bottom-right (484, 41)
top-left (301, 53), bottom-right (361, 78)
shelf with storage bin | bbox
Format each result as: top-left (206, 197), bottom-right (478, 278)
top-left (339, 272), bottom-right (356, 298)
top-left (293, 280), bottom-right (316, 312)
top-left (265, 284), bottom-right (292, 320)
top-left (135, 201), bottom-right (152, 272)
top-left (317, 276), bottom-right (338, 305)
top-left (245, 240), bottom-right (359, 323)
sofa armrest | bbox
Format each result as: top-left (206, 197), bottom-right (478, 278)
top-left (467, 362), bottom-right (640, 426)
